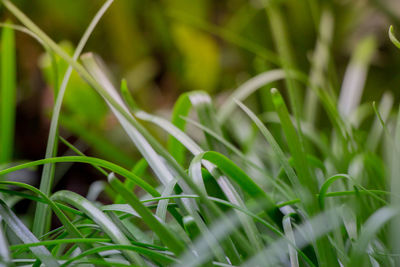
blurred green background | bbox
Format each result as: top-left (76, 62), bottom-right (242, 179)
top-left (2, 0), bottom-right (400, 195)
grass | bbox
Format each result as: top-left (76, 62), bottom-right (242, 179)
top-left (0, 19), bottom-right (16, 165)
top-left (0, 0), bottom-right (400, 266)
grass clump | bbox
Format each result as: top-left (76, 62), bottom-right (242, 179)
top-left (1, 1), bottom-right (400, 266)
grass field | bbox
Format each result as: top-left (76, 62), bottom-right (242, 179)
top-left (1, 0), bottom-right (400, 266)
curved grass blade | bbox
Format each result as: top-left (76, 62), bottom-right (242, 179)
top-left (0, 181), bottom-right (92, 253)
top-left (81, 53), bottom-right (176, 186)
top-left (115, 158), bottom-right (148, 204)
top-left (366, 93), bottom-right (393, 151)
top-left (167, 90), bottom-right (225, 165)
top-left (189, 151), bottom-right (277, 215)
top-left (283, 215), bottom-right (299, 267)
top-left (265, 3), bottom-right (302, 118)
top-left (9, 238), bottom-right (110, 251)
top-left (304, 9), bottom-right (334, 125)
top-left (134, 96), bottom-right (265, 251)
top-left (348, 207), bottom-right (399, 267)
top-left (0, 215), bottom-right (11, 266)
top-left (136, 110), bottom-right (202, 157)
top-left (217, 69), bottom-right (285, 123)
top-left (108, 173), bottom-right (187, 257)
top-left (120, 78), bottom-right (138, 112)
top-left (61, 244), bottom-right (177, 267)
top-left (34, 0), bottom-right (114, 237)
top-left (242, 208), bottom-right (342, 267)
top-left (51, 190), bottom-right (144, 265)
top-left (236, 100), bottom-right (299, 189)
top-left (389, 26), bottom-right (400, 49)
top-left (0, 21), bottom-right (16, 165)
top-left (0, 199), bottom-right (59, 266)
top-left (271, 88), bottom-right (340, 265)
top-left (0, 156), bottom-right (159, 197)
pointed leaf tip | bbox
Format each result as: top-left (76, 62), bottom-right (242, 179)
top-left (389, 25), bottom-right (400, 49)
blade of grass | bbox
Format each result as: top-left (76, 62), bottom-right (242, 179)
top-left (0, 181), bottom-right (92, 252)
top-left (51, 190), bottom-right (145, 265)
top-left (271, 88), bottom-right (318, 196)
top-left (33, 0), bottom-right (114, 237)
top-left (0, 156), bottom-right (159, 197)
top-left (61, 244), bottom-right (177, 267)
top-left (236, 100), bottom-right (299, 190)
top-left (0, 21), bottom-right (16, 165)
top-left (0, 215), bottom-right (11, 266)
top-left (81, 53), bottom-right (176, 185)
top-left (389, 105), bottom-right (400, 264)
top-left (338, 36), bottom-right (376, 117)
top-left (366, 92), bottom-right (393, 151)
top-left (0, 199), bottom-right (60, 266)
top-left (189, 151), bottom-right (276, 212)
top-left (242, 208), bottom-right (341, 267)
top-left (107, 173), bottom-right (187, 257)
top-left (348, 207), bottom-right (399, 267)
top-left (304, 8), bottom-right (334, 125)
top-left (265, 3), bottom-right (302, 118)
top-left (217, 69), bottom-right (285, 123)
top-left (389, 25), bottom-right (400, 49)
top-left (271, 88), bottom-right (340, 266)
top-left (283, 215), bottom-right (299, 267)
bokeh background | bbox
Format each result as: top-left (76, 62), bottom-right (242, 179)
top-left (1, 0), bottom-right (400, 198)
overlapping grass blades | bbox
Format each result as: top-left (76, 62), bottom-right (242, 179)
top-left (33, 0), bottom-right (114, 237)
top-left (0, 0), bottom-right (399, 266)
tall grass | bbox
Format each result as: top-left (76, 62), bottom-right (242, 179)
top-left (0, 0), bottom-right (400, 266)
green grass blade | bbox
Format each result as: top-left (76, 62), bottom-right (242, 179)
top-left (389, 25), bottom-right (400, 49)
top-left (136, 110), bottom-right (202, 156)
top-left (0, 156), bottom-right (159, 197)
top-left (135, 98), bottom-right (265, 251)
top-left (0, 199), bottom-right (60, 266)
top-left (189, 151), bottom-right (277, 215)
top-left (366, 92), bottom-right (393, 151)
top-left (167, 91), bottom-right (223, 165)
top-left (242, 209), bottom-right (341, 267)
top-left (120, 78), bottom-right (139, 112)
top-left (236, 100), bottom-right (299, 189)
top-left (0, 215), bottom-right (11, 265)
top-left (348, 207), bottom-right (399, 267)
top-left (59, 114), bottom-right (135, 167)
top-left (0, 22), bottom-right (16, 165)
top-left (282, 215), bottom-right (299, 267)
top-left (217, 69), bottom-right (285, 123)
top-left (51, 190), bottom-right (145, 265)
top-left (107, 173), bottom-right (187, 257)
top-left (33, 0), bottom-right (114, 237)
top-left (271, 88), bottom-right (318, 195)
top-left (0, 181), bottom-right (91, 252)
top-left (81, 53), bottom-right (176, 185)
top-left (167, 91), bottom-right (193, 165)
top-left (61, 244), bottom-right (177, 267)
